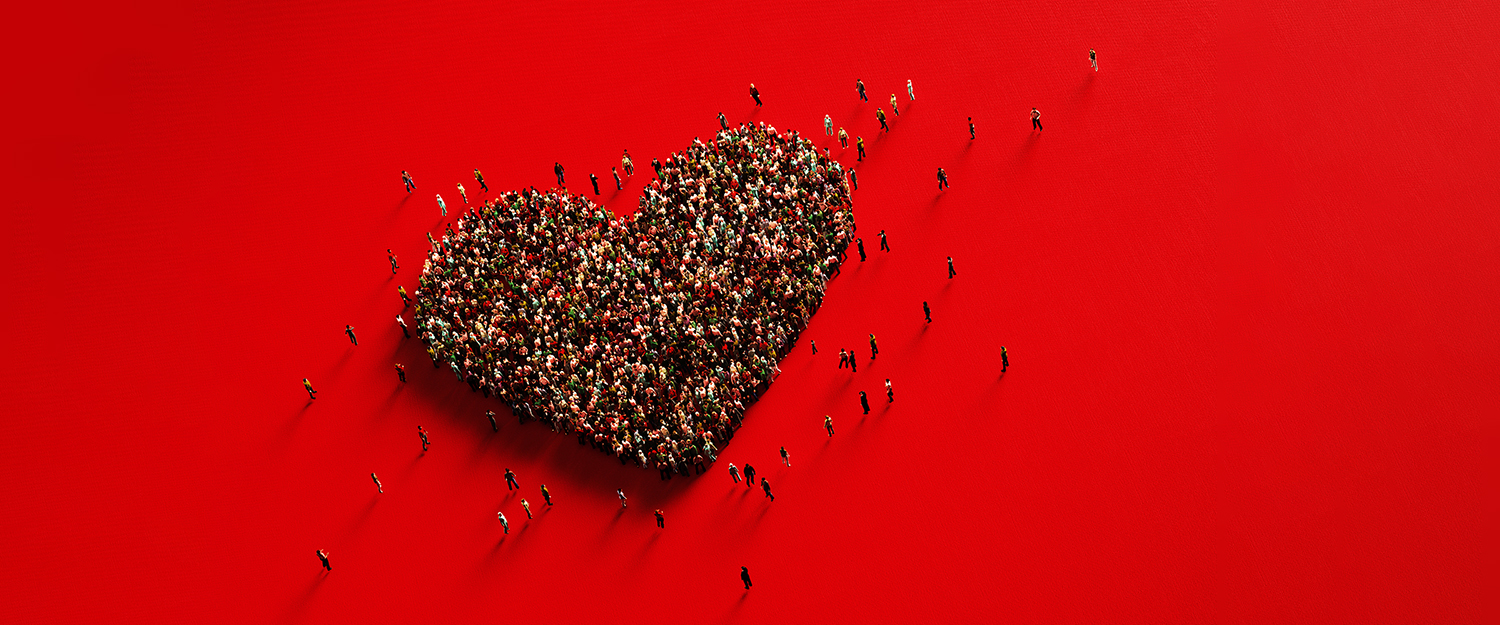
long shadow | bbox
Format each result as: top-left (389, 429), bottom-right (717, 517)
top-left (341, 497), bottom-right (379, 539)
top-left (280, 574), bottom-right (326, 622)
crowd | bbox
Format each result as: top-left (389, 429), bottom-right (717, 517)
top-left (413, 122), bottom-right (856, 478)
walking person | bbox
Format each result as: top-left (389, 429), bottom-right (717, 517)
top-left (825, 415), bottom-right (835, 436)
top-left (622, 149), bottom-right (634, 176)
top-left (417, 426), bottom-right (430, 451)
top-left (541, 484), bottom-right (553, 506)
top-left (924, 301), bottom-right (932, 323)
top-left (394, 363), bottom-right (406, 383)
top-left (743, 464), bottom-right (757, 487)
top-left (554, 162), bottom-right (565, 186)
top-left (857, 238), bottom-right (867, 261)
top-left (1001, 346), bottom-right (1009, 373)
top-left (969, 117), bottom-right (976, 140)
top-left (729, 462), bottom-right (741, 483)
top-left (886, 378), bottom-right (894, 402)
top-left (838, 348), bottom-right (849, 369)
top-left (399, 285), bottom-right (412, 307)
top-left (396, 314), bottom-right (409, 338)
top-left (345, 324), bottom-right (358, 346)
top-left (457, 182), bottom-right (468, 204)
top-left (505, 468), bottom-right (519, 490)
top-left (1031, 107), bottom-right (1042, 131)
top-left (856, 78), bottom-right (867, 101)
top-left (849, 169), bottom-right (858, 191)
top-left (860, 391), bottom-right (870, 414)
top-left (372, 472), bottom-right (383, 493)
top-left (780, 446), bottom-right (791, 466)
top-left (824, 114), bottom-right (834, 136)
top-left (617, 489), bottom-right (628, 508)
top-left (761, 478), bottom-right (774, 501)
top-left (849, 352), bottom-right (858, 372)
top-left (749, 83), bottom-right (762, 106)
top-left (498, 511), bottom-right (509, 534)
top-left (741, 566), bottom-right (753, 589)
top-left (387, 249), bottom-right (399, 274)
top-left (474, 168), bottom-right (488, 192)
top-left (857, 136), bottom-right (866, 160)
top-left (1089, 48), bottom-right (1098, 71)
top-left (654, 509), bottom-right (665, 528)
top-left (907, 79), bottom-right (915, 100)
top-left (719, 112), bottom-right (729, 129)
top-left (303, 378), bottom-right (317, 400)
top-left (876, 108), bottom-right (889, 132)
top-left (869, 334), bottom-right (879, 359)
top-left (487, 410), bottom-right (497, 432)
top-left (879, 229), bottom-right (889, 251)
top-left (402, 170), bottom-right (415, 193)
top-left (948, 256), bottom-right (957, 278)
top-left (612, 167), bottom-right (622, 190)
top-left (937, 168), bottom-right (949, 190)
top-left (436, 194), bottom-right (446, 216)
top-left (521, 499), bottom-right (533, 519)
top-left (317, 549), bottom-right (331, 571)
top-left (809, 340), bottom-right (818, 355)
top-left (589, 173), bottom-right (600, 195)
top-left (838, 127), bottom-right (848, 148)
top-left (890, 94), bottom-right (900, 116)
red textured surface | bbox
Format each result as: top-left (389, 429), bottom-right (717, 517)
top-left (1, 1), bottom-right (1494, 623)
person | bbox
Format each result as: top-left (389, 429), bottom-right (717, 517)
top-left (825, 415), bottom-right (835, 436)
top-left (317, 549), bottom-right (331, 571)
top-left (838, 127), bottom-right (849, 148)
top-left (345, 324), bottom-right (358, 345)
top-left (541, 484), bottom-right (553, 505)
top-left (856, 238), bottom-right (866, 261)
top-left (621, 149), bottom-right (634, 175)
top-left (505, 468), bottom-right (519, 490)
top-left (857, 136), bottom-right (866, 160)
top-left (1001, 346), bottom-right (1009, 373)
top-left (387, 249), bottom-right (399, 274)
top-left (885, 378), bottom-right (894, 402)
top-left (396, 314), bottom-right (409, 338)
top-left (436, 194), bottom-right (447, 216)
top-left (617, 488), bottom-right (628, 507)
top-left (848, 353), bottom-right (857, 373)
top-left (474, 168), bottom-right (488, 192)
top-left (589, 173), bottom-right (600, 195)
top-left (824, 114), bottom-right (833, 136)
top-left (553, 162), bottom-right (565, 186)
top-left (860, 391), bottom-right (870, 414)
top-left (398, 285), bottom-right (411, 307)
top-left (838, 348), bottom-right (849, 369)
top-left (729, 463), bottom-right (741, 483)
top-left (780, 446), bottom-right (790, 466)
top-left (372, 472), bottom-right (383, 493)
top-left (810, 340), bottom-right (818, 355)
top-left (303, 378), bottom-right (317, 400)
top-left (1031, 107), bottom-right (1042, 131)
top-left (654, 509), bottom-right (665, 528)
top-left (521, 498), bottom-right (533, 519)
top-left (719, 112), bottom-right (729, 130)
top-left (741, 566), bottom-right (753, 589)
top-left (457, 182), bottom-right (468, 204)
top-left (907, 79), bottom-right (915, 100)
top-left (969, 117), bottom-right (976, 140)
top-left (869, 334), bottom-right (878, 359)
top-left (856, 78), bottom-right (867, 101)
top-left (890, 94), bottom-right (900, 116)
top-left (879, 230), bottom-right (889, 251)
top-left (1089, 48), bottom-right (1098, 71)
top-left (486, 410), bottom-right (498, 431)
top-left (923, 301), bottom-right (932, 323)
top-left (402, 171), bottom-right (415, 193)
top-left (743, 464), bottom-right (757, 487)
top-left (417, 426), bottom-right (429, 451)
top-left (761, 477), bottom-right (774, 501)
top-left (394, 363), bottom-right (406, 383)
top-left (876, 108), bottom-right (888, 132)
top-left (849, 169), bottom-right (858, 191)
top-left (612, 167), bottom-right (622, 190)
top-left (937, 168), bottom-right (949, 190)
top-left (948, 256), bottom-right (956, 278)
top-left (498, 511), bottom-right (509, 534)
top-left (749, 83), bottom-right (761, 106)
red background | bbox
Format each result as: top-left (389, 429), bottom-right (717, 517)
top-left (2, 1), bottom-right (1494, 622)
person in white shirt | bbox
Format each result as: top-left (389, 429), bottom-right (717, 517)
top-left (498, 511), bottom-right (509, 534)
top-left (436, 193), bottom-right (447, 216)
top-left (907, 79), bottom-right (915, 100)
top-left (617, 489), bottom-right (628, 507)
top-left (824, 114), bottom-right (833, 135)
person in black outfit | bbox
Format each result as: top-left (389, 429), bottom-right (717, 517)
top-left (761, 478), bottom-right (774, 501)
top-left (879, 230), bottom-right (889, 251)
top-left (554, 162), bottom-right (565, 186)
top-left (505, 468), bottom-right (519, 490)
top-left (749, 83), bottom-right (762, 106)
top-left (937, 168), bottom-right (949, 190)
top-left (345, 324), bottom-right (358, 345)
top-left (654, 509), bottom-right (665, 528)
top-left (612, 167), bottom-right (622, 190)
top-left (589, 173), bottom-right (600, 195)
top-left (856, 238), bottom-right (866, 261)
top-left (743, 464), bottom-right (757, 487)
top-left (719, 112), bottom-right (729, 129)
top-left (1031, 108), bottom-right (1042, 131)
top-left (848, 353), bottom-right (857, 373)
top-left (1001, 346), bottom-right (1009, 373)
top-left (417, 426), bottom-right (429, 451)
top-left (924, 301), bottom-right (932, 323)
top-left (317, 549), bottom-right (331, 571)
top-left (948, 256), bottom-right (957, 278)
top-left (810, 340), bottom-right (818, 355)
top-left (388, 249), bottom-right (399, 274)
top-left (741, 566), bottom-right (753, 589)
top-left (969, 117), bottom-right (976, 140)
top-left (838, 349), bottom-right (848, 369)
top-left (849, 169), bottom-right (858, 190)
top-left (487, 410), bottom-right (498, 432)
top-left (860, 391), bottom-right (870, 414)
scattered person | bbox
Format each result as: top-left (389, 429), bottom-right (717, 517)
top-left (780, 446), bottom-right (791, 466)
top-left (474, 168), bottom-right (488, 192)
top-left (621, 149), bottom-right (634, 175)
top-left (345, 324), bottom-right (358, 345)
top-left (876, 108), bottom-right (889, 132)
top-left (498, 511), bottom-right (509, 534)
top-left (303, 378), bottom-right (317, 400)
top-left (612, 167), bottom-right (623, 190)
top-left (317, 549), bottom-right (331, 571)
top-left (879, 229), bottom-right (889, 251)
top-left (505, 468), bottom-right (519, 490)
top-left (719, 112), bottom-right (729, 130)
top-left (654, 509), bottom-right (665, 528)
top-left (372, 472), bottom-right (383, 493)
top-left (729, 463), bottom-right (741, 483)
top-left (857, 238), bottom-right (867, 261)
top-left (860, 391), bottom-right (870, 414)
top-left (907, 79), bottom-right (915, 100)
top-left (487, 410), bottom-right (498, 432)
top-left (824, 114), bottom-right (834, 136)
top-left (457, 182), bottom-right (468, 204)
top-left (810, 340), bottom-right (818, 355)
top-left (521, 498), bottom-right (533, 518)
top-left (388, 249), bottom-right (399, 274)
top-left (589, 173), bottom-right (600, 195)
top-left (825, 415), bottom-right (835, 437)
top-left (437, 194), bottom-right (447, 216)
top-left (402, 171), bottom-right (415, 193)
top-left (890, 94), bottom-right (900, 116)
top-left (969, 117), bottom-right (976, 140)
top-left (856, 78), bottom-right (867, 101)
top-left (541, 484), bottom-right (553, 505)
top-left (849, 353), bottom-right (858, 373)
top-left (744, 464), bottom-right (757, 487)
top-left (857, 136), bottom-right (866, 160)
top-left (838, 127), bottom-right (849, 148)
top-left (417, 426), bottom-right (430, 451)
top-left (869, 333), bottom-right (879, 359)
top-left (396, 314), bottom-right (409, 338)
top-left (1089, 48), bottom-right (1098, 71)
top-left (618, 489), bottom-right (628, 507)
top-left (398, 285), bottom-right (411, 307)
top-left (749, 83), bottom-right (762, 106)
top-left (948, 256), bottom-right (957, 278)
top-left (937, 168), bottom-right (949, 190)
top-left (924, 301), bottom-right (932, 323)
top-left (554, 162), bottom-right (565, 186)
top-left (761, 478), bottom-right (774, 501)
top-left (839, 348), bottom-right (849, 369)
top-left (849, 169), bottom-right (858, 191)
top-left (1031, 107), bottom-right (1042, 131)
top-left (1001, 346), bottom-right (1009, 373)
top-left (394, 363), bottom-right (406, 383)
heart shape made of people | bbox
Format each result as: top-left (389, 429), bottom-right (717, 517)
top-left (414, 123), bottom-right (855, 475)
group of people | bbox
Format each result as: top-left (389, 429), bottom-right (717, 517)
top-left (412, 122), bottom-right (857, 479)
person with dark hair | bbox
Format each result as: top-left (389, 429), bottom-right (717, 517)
top-left (948, 256), bottom-right (957, 278)
top-left (849, 168), bottom-right (858, 190)
top-left (521, 499), bottom-right (532, 519)
top-left (396, 314), bottom-right (409, 338)
top-left (554, 162), bottom-right (566, 186)
top-left (856, 238), bottom-right (867, 261)
top-left (879, 230), bottom-right (889, 251)
top-left (612, 167), bottom-right (622, 190)
top-left (498, 511), bottom-right (509, 534)
top-left (869, 334), bottom-right (878, 359)
top-left (474, 168), bottom-right (488, 192)
top-left (371, 473), bottom-right (383, 493)
top-left (654, 509), bottom-right (665, 528)
top-left (839, 127), bottom-right (849, 148)
top-left (317, 549), bottom-right (331, 571)
top-left (505, 468), bottom-right (519, 490)
top-left (729, 463), bottom-right (741, 483)
top-left (749, 83), bottom-right (762, 106)
top-left (394, 363), bottom-right (406, 383)
top-left (825, 415), bottom-right (835, 436)
top-left (417, 426), bottom-right (429, 451)
top-left (741, 566), bottom-right (753, 589)
top-left (860, 391), bottom-right (870, 414)
top-left (303, 378), bottom-right (317, 400)
top-left (743, 464), bottom-right (757, 487)
top-left (969, 117), bottom-right (976, 140)
top-left (541, 484), bottom-right (553, 505)
top-left (857, 136), bottom-right (866, 160)
top-left (1031, 108), bottom-right (1042, 131)
top-left (388, 249), bottom-right (399, 274)
top-left (345, 324), bottom-right (358, 346)
top-left (719, 112), bottom-right (729, 129)
top-left (937, 168), bottom-right (949, 190)
top-left (780, 446), bottom-right (791, 466)
top-left (402, 170), bottom-right (415, 193)
top-left (924, 301), bottom-right (932, 323)
top-left (487, 410), bottom-right (498, 432)
top-left (876, 108), bottom-right (889, 132)
top-left (855, 78), bottom-right (867, 101)
top-left (761, 478), bottom-right (775, 501)
top-left (1001, 346), bottom-right (1009, 373)
top-left (1089, 49), bottom-right (1098, 71)
top-left (589, 173), bottom-right (600, 195)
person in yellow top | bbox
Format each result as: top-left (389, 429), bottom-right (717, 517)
top-left (473, 168), bottom-right (488, 192)
top-left (824, 415), bottom-right (835, 437)
top-left (857, 136), bottom-right (867, 160)
top-left (621, 149), bottom-right (634, 176)
top-left (303, 378), bottom-right (317, 400)
top-left (890, 93), bottom-right (900, 116)
top-left (876, 108), bottom-right (888, 132)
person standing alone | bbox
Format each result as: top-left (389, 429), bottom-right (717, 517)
top-left (1031, 108), bottom-right (1043, 131)
top-left (317, 549), bottom-right (331, 571)
top-left (1089, 49), bottom-right (1098, 71)
top-left (345, 324), bottom-right (357, 345)
top-left (741, 566), bottom-right (753, 589)
top-left (749, 83), bottom-right (762, 106)
top-left (554, 162), bottom-right (565, 186)
top-left (937, 168), bottom-right (949, 190)
top-left (856, 78), bottom-right (867, 101)
top-left (402, 170), bottom-right (415, 193)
